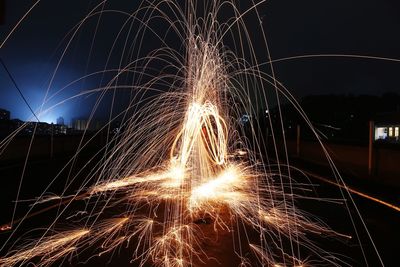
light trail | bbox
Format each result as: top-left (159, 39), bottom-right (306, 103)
top-left (0, 0), bottom-right (41, 49)
top-left (0, 1), bottom-right (385, 266)
top-left (302, 170), bottom-right (400, 213)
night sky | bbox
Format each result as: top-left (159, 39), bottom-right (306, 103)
top-left (1, 0), bottom-right (400, 124)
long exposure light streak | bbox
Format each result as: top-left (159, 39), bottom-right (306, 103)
top-left (0, 1), bottom-right (384, 266)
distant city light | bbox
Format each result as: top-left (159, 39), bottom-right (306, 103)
top-left (239, 114), bottom-right (250, 125)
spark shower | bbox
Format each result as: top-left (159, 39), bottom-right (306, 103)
top-left (0, 1), bottom-right (383, 266)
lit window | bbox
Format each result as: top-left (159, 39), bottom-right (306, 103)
top-left (389, 127), bottom-right (393, 137)
top-left (395, 127), bottom-right (399, 137)
top-left (375, 127), bottom-right (387, 140)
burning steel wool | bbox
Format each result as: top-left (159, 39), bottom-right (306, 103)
top-left (0, 1), bottom-right (381, 267)
top-left (0, 36), bottom-right (346, 267)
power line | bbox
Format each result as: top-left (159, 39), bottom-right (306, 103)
top-left (0, 56), bottom-right (40, 122)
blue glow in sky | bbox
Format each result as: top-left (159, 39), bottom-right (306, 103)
top-left (0, 61), bottom-right (87, 125)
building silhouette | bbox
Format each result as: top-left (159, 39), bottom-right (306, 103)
top-left (56, 116), bottom-right (65, 125)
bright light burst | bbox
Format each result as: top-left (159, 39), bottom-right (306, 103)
top-left (0, 1), bottom-right (372, 266)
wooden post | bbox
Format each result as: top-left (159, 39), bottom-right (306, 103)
top-left (296, 124), bottom-right (301, 157)
top-left (368, 121), bottom-right (374, 175)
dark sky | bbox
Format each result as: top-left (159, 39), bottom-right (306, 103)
top-left (262, 0), bottom-right (400, 97)
top-left (1, 0), bottom-right (400, 123)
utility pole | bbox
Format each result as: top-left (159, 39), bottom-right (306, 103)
top-left (368, 121), bottom-right (374, 175)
